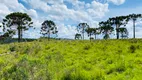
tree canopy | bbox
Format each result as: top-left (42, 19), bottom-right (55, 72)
top-left (0, 12), bottom-right (142, 41)
top-left (77, 23), bottom-right (89, 40)
top-left (99, 21), bottom-right (114, 39)
top-left (1, 12), bottom-right (33, 42)
top-left (40, 20), bottom-right (58, 40)
top-left (108, 16), bottom-right (129, 39)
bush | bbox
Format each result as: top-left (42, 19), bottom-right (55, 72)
top-left (9, 46), bottom-right (16, 52)
top-left (129, 45), bottom-right (136, 53)
top-left (83, 45), bottom-right (91, 50)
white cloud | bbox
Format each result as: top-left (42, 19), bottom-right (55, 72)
top-left (0, 3), bottom-right (11, 22)
top-left (24, 0), bottom-right (51, 12)
top-left (87, 1), bottom-right (109, 18)
top-left (0, 0), bottom-right (26, 12)
top-left (0, 3), bottom-right (10, 15)
top-left (108, 0), bottom-right (125, 5)
top-left (23, 28), bottom-right (41, 38)
top-left (2, 0), bottom-right (141, 39)
top-left (44, 0), bottom-right (64, 4)
top-left (57, 23), bottom-right (77, 39)
top-left (0, 0), bottom-right (110, 39)
top-left (27, 9), bottom-right (38, 18)
top-left (0, 0), bottom-right (38, 20)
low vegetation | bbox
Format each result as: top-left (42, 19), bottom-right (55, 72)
top-left (0, 39), bottom-right (142, 80)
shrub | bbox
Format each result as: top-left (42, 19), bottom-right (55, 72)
top-left (83, 45), bottom-right (91, 50)
top-left (9, 46), bottom-right (16, 52)
top-left (129, 45), bottom-right (136, 53)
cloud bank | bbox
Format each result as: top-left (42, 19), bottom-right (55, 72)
top-left (2, 0), bottom-right (142, 39)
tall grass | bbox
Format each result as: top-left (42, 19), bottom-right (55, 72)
top-left (0, 39), bottom-right (142, 80)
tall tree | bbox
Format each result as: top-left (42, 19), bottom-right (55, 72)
top-left (128, 14), bottom-right (142, 38)
top-left (109, 16), bottom-right (129, 39)
top-left (77, 23), bottom-right (89, 40)
top-left (99, 21), bottom-right (114, 39)
top-left (40, 20), bottom-right (58, 40)
top-left (1, 12), bottom-right (33, 42)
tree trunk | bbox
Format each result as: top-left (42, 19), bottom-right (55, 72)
top-left (82, 33), bottom-right (84, 40)
top-left (18, 25), bottom-right (21, 42)
top-left (133, 20), bottom-right (135, 39)
top-left (95, 34), bottom-right (96, 40)
top-left (121, 33), bottom-right (124, 39)
top-left (48, 33), bottom-right (50, 41)
top-left (18, 28), bottom-right (20, 42)
top-left (104, 31), bottom-right (108, 39)
top-left (90, 34), bottom-right (91, 42)
top-left (82, 28), bottom-right (84, 40)
top-left (116, 31), bottom-right (119, 39)
top-left (116, 25), bottom-right (119, 39)
top-left (20, 29), bottom-right (22, 41)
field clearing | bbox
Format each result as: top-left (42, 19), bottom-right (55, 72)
top-left (0, 39), bottom-right (142, 80)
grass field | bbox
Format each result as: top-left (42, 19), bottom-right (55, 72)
top-left (0, 39), bottom-right (142, 80)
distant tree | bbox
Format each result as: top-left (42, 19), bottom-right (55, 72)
top-left (127, 14), bottom-right (142, 38)
top-left (0, 30), bottom-right (15, 41)
top-left (109, 16), bottom-right (129, 39)
top-left (75, 33), bottom-right (82, 40)
top-left (77, 23), bottom-right (89, 40)
top-left (86, 28), bottom-right (94, 41)
top-left (94, 28), bottom-right (101, 40)
top-left (99, 21), bottom-right (114, 39)
top-left (90, 37), bottom-right (94, 40)
top-left (118, 27), bottom-right (128, 39)
top-left (85, 28), bottom-right (99, 41)
top-left (40, 20), bottom-right (58, 40)
top-left (1, 12), bottom-right (33, 42)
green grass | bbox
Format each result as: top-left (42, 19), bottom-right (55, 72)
top-left (0, 39), bottom-right (142, 80)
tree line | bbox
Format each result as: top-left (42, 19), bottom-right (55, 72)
top-left (0, 12), bottom-right (142, 42)
top-left (75, 14), bottom-right (142, 40)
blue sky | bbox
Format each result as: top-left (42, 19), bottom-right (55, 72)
top-left (0, 0), bottom-right (142, 39)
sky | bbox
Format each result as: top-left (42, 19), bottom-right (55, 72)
top-left (0, 0), bottom-right (142, 39)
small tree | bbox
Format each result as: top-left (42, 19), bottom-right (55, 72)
top-left (86, 28), bottom-right (93, 40)
top-left (0, 30), bottom-right (15, 42)
top-left (40, 20), bottom-right (58, 40)
top-left (118, 27), bottom-right (128, 39)
top-left (75, 33), bottom-right (82, 40)
top-left (99, 21), bottom-right (114, 39)
top-left (77, 23), bottom-right (89, 40)
top-left (92, 28), bottom-right (100, 40)
top-left (1, 12), bottom-right (33, 42)
top-left (85, 28), bottom-right (99, 41)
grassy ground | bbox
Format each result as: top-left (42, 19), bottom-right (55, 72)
top-left (0, 39), bottom-right (142, 80)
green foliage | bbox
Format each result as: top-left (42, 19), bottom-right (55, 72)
top-left (77, 23), bottom-right (89, 40)
top-left (129, 45), bottom-right (136, 53)
top-left (75, 33), bottom-right (82, 40)
top-left (40, 20), bottom-right (58, 40)
top-left (0, 39), bottom-right (142, 80)
top-left (1, 12), bottom-right (33, 42)
top-left (85, 28), bottom-right (100, 40)
top-left (99, 21), bottom-right (114, 39)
